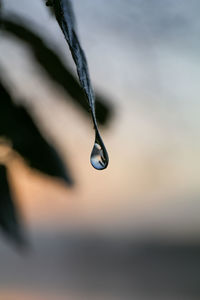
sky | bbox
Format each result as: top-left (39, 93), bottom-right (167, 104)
top-left (0, 0), bottom-right (200, 239)
top-left (1, 1), bottom-right (200, 299)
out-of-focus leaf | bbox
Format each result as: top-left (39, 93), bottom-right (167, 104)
top-left (0, 80), bottom-right (73, 184)
top-left (1, 16), bottom-right (112, 126)
top-left (0, 165), bottom-right (24, 245)
top-left (53, 0), bottom-right (109, 170)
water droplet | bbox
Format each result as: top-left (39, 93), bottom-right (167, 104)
top-left (90, 140), bottom-right (109, 170)
top-left (90, 111), bottom-right (109, 170)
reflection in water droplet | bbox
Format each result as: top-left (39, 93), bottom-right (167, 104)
top-left (90, 141), bottom-right (108, 170)
top-left (90, 113), bottom-right (109, 170)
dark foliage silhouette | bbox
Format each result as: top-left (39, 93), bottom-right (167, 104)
top-left (0, 0), bottom-right (112, 245)
top-left (2, 16), bottom-right (112, 125)
top-left (0, 165), bottom-right (25, 245)
top-left (0, 80), bottom-right (73, 184)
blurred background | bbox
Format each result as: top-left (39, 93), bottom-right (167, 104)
top-left (0, 0), bottom-right (200, 299)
